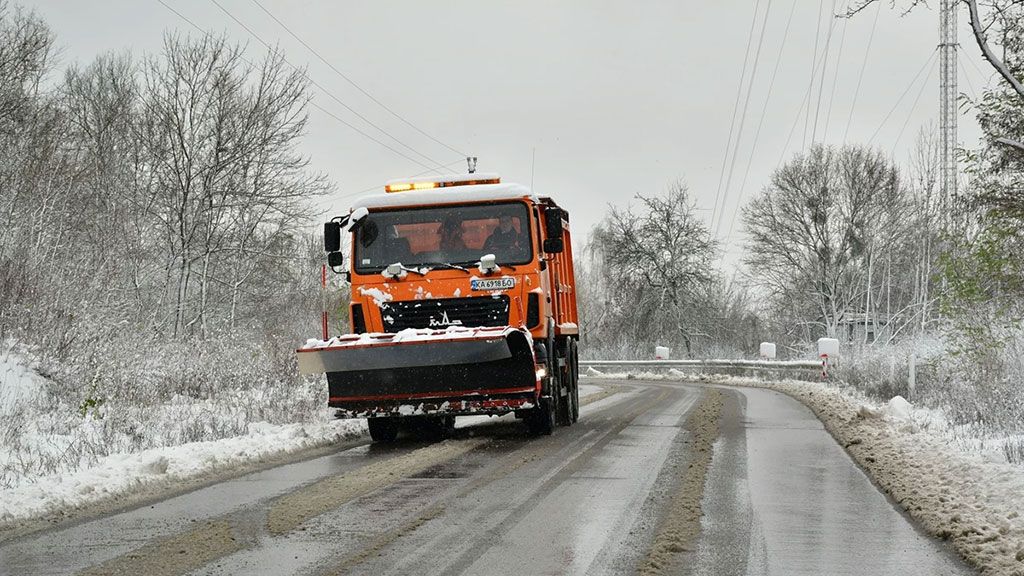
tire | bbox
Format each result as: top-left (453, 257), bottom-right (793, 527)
top-left (568, 339), bottom-right (580, 423)
top-left (367, 417), bottom-right (399, 443)
top-left (527, 395), bottom-right (557, 436)
top-left (530, 321), bottom-right (560, 436)
top-left (556, 339), bottom-right (581, 426)
top-left (556, 344), bottom-right (572, 427)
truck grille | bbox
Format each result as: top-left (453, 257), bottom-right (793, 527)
top-left (381, 296), bottom-right (510, 332)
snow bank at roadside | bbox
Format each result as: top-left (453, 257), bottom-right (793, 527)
top-left (0, 418), bottom-right (365, 532)
top-left (584, 369), bottom-right (1024, 575)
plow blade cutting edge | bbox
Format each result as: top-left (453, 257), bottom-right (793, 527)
top-left (296, 327), bottom-right (539, 412)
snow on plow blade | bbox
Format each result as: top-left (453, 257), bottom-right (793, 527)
top-left (296, 327), bottom-right (538, 410)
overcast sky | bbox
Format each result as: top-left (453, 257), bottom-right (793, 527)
top-left (30, 0), bottom-right (994, 271)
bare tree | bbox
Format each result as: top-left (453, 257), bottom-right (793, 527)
top-left (137, 33), bottom-right (328, 337)
top-left (0, 1), bottom-right (53, 132)
top-left (588, 182), bottom-right (718, 356)
top-left (743, 145), bottom-right (909, 338)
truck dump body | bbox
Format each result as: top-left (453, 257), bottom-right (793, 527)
top-left (299, 173), bottom-right (580, 440)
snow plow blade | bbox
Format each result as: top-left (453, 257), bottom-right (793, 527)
top-left (296, 327), bottom-right (539, 416)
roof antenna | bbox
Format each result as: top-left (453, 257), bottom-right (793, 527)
top-left (467, 157), bottom-right (477, 174)
top-left (530, 147), bottom-right (536, 190)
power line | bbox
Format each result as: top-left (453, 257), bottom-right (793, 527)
top-left (249, 0), bottom-right (467, 158)
top-left (347, 159), bottom-right (467, 198)
top-left (803, 0), bottom-right (826, 148)
top-left (843, 0), bottom-right (881, 143)
top-left (711, 0), bottom-right (765, 235)
top-left (715, 0), bottom-right (775, 239)
top-left (822, 10), bottom-right (848, 142)
top-left (724, 0), bottom-right (799, 242)
top-left (309, 102), bottom-right (452, 173)
top-left (206, 0), bottom-right (455, 171)
top-left (867, 49), bottom-right (938, 145)
top-left (957, 54), bottom-right (978, 100)
top-left (891, 55), bottom-right (939, 153)
top-left (961, 49), bottom-right (989, 81)
top-left (778, 88), bottom-right (812, 167)
top-left (315, 159), bottom-right (467, 208)
top-left (777, 35), bottom-right (834, 167)
top-left (155, 0), bottom-right (454, 173)
top-left (811, 0), bottom-right (839, 144)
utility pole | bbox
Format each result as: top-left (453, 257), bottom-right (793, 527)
top-left (939, 0), bottom-right (959, 209)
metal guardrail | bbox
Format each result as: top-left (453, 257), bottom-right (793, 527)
top-left (579, 359), bottom-right (824, 381)
top-left (579, 359), bottom-right (821, 369)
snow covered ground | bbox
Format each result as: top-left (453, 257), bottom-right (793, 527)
top-left (0, 343), bottom-right (368, 536)
top-left (0, 416), bottom-right (365, 535)
top-left (584, 369), bottom-right (1024, 575)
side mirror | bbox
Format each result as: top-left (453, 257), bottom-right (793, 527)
top-left (324, 221), bottom-right (342, 253)
top-left (543, 238), bottom-right (564, 254)
top-left (327, 251), bottom-right (345, 268)
top-left (544, 207), bottom-right (564, 241)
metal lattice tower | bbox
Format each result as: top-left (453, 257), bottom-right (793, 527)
top-left (939, 0), bottom-right (959, 204)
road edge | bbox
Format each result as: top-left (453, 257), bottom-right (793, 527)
top-left (699, 375), bottom-right (1022, 576)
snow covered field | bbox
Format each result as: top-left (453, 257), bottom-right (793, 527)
top-left (584, 369), bottom-right (1024, 575)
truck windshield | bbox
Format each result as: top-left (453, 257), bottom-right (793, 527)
top-left (354, 202), bottom-right (532, 274)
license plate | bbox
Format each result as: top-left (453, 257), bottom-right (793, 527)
top-left (471, 277), bottom-right (515, 291)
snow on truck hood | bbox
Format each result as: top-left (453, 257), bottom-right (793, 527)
top-left (351, 183), bottom-right (538, 210)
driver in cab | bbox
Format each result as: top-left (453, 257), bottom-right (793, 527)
top-left (483, 214), bottom-right (522, 254)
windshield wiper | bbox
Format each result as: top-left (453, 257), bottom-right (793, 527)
top-left (420, 262), bottom-right (469, 272)
top-left (382, 262), bottom-right (428, 279)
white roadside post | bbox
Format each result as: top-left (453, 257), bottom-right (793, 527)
top-left (759, 342), bottom-right (776, 360)
top-left (817, 338), bottom-right (840, 379)
top-left (655, 346), bottom-right (671, 360)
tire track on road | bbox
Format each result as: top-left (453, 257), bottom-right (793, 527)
top-left (76, 438), bottom-right (489, 576)
top-left (638, 388), bottom-right (723, 575)
top-left (267, 438), bottom-right (487, 535)
top-left (79, 520), bottom-right (241, 576)
top-left (427, 387), bottom-right (678, 576)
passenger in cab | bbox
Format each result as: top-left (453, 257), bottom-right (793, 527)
top-left (439, 216), bottom-right (466, 252)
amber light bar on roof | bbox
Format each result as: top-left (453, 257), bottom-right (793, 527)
top-left (385, 176), bottom-right (501, 193)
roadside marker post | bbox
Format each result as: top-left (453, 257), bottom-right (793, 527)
top-left (817, 338), bottom-right (840, 380)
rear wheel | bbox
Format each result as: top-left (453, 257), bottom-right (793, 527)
top-left (367, 417), bottom-right (399, 443)
top-left (568, 339), bottom-right (580, 423)
top-left (527, 395), bottom-right (557, 435)
top-left (557, 339), bottom-right (581, 426)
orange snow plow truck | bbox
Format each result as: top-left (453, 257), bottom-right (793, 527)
top-left (297, 173), bottom-right (580, 442)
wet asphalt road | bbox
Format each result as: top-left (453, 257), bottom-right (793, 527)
top-left (0, 380), bottom-right (975, 576)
